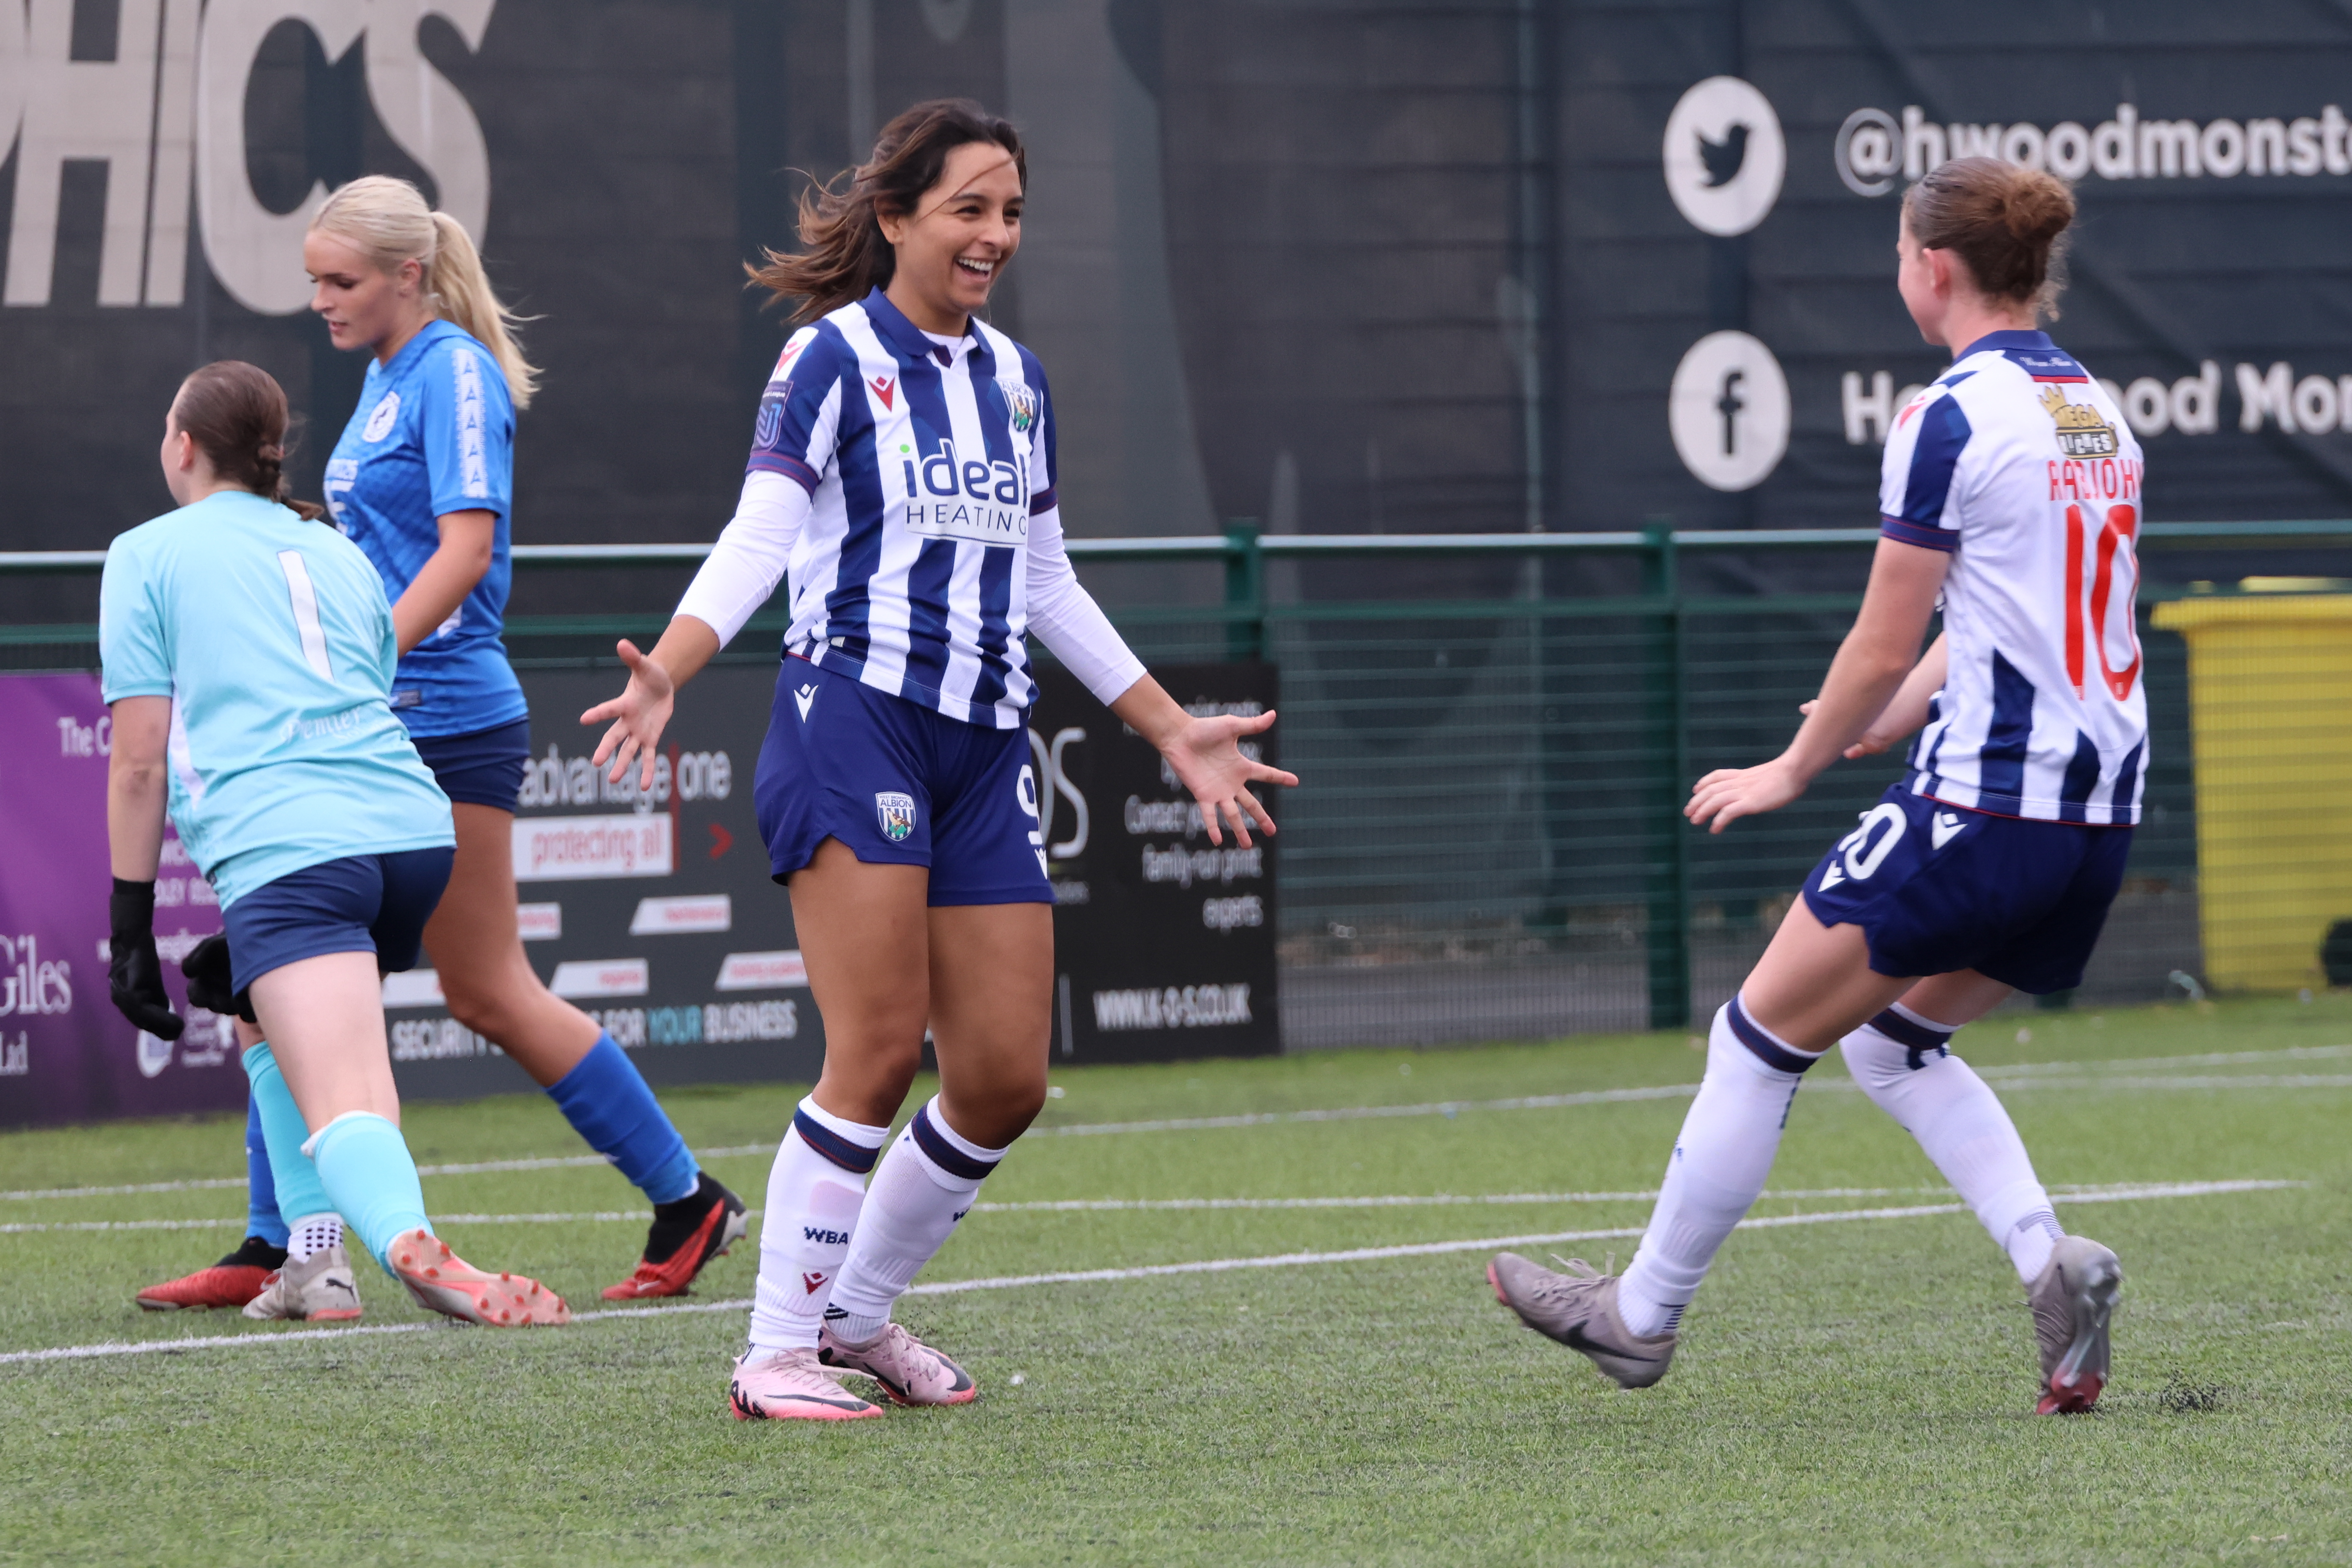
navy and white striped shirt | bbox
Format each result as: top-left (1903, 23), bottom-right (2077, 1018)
top-left (749, 288), bottom-right (1058, 728)
top-left (1880, 329), bottom-right (2148, 825)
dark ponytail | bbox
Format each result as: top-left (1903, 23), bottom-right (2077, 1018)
top-left (172, 361), bottom-right (326, 520)
top-left (750, 98), bottom-right (1025, 325)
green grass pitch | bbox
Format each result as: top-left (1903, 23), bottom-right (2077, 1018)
top-left (6, 996), bottom-right (2352, 1565)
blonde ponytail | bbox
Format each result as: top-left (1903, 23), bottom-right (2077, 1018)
top-left (424, 211), bottom-right (540, 410)
top-left (310, 176), bottom-right (542, 411)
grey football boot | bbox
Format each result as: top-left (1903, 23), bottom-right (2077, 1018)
top-left (242, 1242), bottom-right (364, 1322)
top-left (1488, 1252), bottom-right (1676, 1389)
top-left (2028, 1235), bottom-right (2121, 1414)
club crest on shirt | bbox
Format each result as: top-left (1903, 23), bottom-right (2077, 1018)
top-left (875, 791), bottom-right (918, 843)
top-left (361, 392), bottom-right (401, 442)
top-left (2039, 385), bottom-right (2118, 458)
top-left (1000, 379), bottom-right (1038, 435)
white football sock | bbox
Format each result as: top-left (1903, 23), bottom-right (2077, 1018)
top-left (1840, 1005), bottom-right (2063, 1283)
top-left (284, 1213), bottom-right (344, 1263)
top-left (1618, 997), bottom-right (1820, 1338)
top-left (747, 1097), bottom-right (889, 1353)
top-left (823, 1098), bottom-right (1004, 1346)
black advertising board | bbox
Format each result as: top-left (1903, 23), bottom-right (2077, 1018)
top-left (1032, 662), bottom-right (1281, 1065)
top-left (387, 662), bottom-right (822, 1102)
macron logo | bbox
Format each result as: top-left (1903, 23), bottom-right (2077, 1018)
top-left (794, 684), bottom-right (818, 722)
top-left (870, 375), bottom-right (897, 410)
top-left (801, 1270), bottom-right (829, 1295)
top-left (1932, 811), bottom-right (1967, 849)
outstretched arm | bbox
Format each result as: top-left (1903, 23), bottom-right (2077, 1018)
top-left (586, 469), bottom-right (805, 787)
top-left (1687, 538), bottom-right (1947, 834)
top-left (1025, 501), bottom-right (1295, 844)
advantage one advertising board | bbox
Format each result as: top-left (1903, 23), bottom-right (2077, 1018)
top-left (385, 663), bottom-right (819, 1102)
top-left (1, 659), bottom-right (1281, 1127)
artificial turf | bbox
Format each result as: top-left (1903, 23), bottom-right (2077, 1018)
top-left (4, 995), bottom-right (2351, 1565)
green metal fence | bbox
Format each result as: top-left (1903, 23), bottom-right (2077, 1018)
top-left (10, 521), bottom-right (2350, 1049)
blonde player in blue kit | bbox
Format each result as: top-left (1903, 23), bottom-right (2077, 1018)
top-left (138, 177), bottom-right (744, 1316)
top-left (1491, 158), bottom-right (2141, 1415)
top-left (587, 100), bottom-right (1298, 1420)
top-left (103, 360), bottom-right (566, 1327)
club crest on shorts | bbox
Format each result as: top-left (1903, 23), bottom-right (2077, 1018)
top-left (875, 791), bottom-right (918, 843)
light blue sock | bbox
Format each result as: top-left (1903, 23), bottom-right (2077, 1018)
top-left (241, 1042), bottom-right (332, 1228)
top-left (306, 1112), bottom-right (432, 1273)
top-left (243, 1094), bottom-right (290, 1247)
top-left (546, 1034), bottom-right (701, 1204)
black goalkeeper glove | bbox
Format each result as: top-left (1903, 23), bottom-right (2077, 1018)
top-left (181, 933), bottom-right (256, 1024)
top-left (107, 878), bottom-right (184, 1040)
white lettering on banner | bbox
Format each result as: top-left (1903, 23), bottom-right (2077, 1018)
top-left (1139, 843), bottom-right (1264, 890)
top-left (54, 714), bottom-right (111, 757)
top-left (1202, 895), bottom-right (1264, 932)
top-left (1844, 357), bottom-right (2352, 444)
top-left (629, 894), bottom-right (732, 936)
top-left (391, 1018), bottom-right (495, 1060)
top-left (715, 951), bottom-right (809, 991)
top-left (515, 903), bottom-right (561, 941)
top-left (380, 969), bottom-right (445, 1010)
top-left (516, 743), bottom-right (731, 812)
top-left (3, 0), bottom-right (162, 306)
top-left (0, 1033), bottom-right (27, 1076)
top-left (0, 0), bottom-right (496, 311)
top-left (0, 936), bottom-right (73, 1018)
top-left (594, 1001), bottom-right (801, 1047)
top-left (513, 815), bottom-right (674, 881)
top-left (1091, 984), bottom-right (1253, 1032)
top-left (1838, 102), bottom-right (2352, 195)
top-left (548, 959), bottom-right (649, 1000)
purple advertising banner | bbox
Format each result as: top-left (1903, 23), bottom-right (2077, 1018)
top-left (0, 674), bottom-right (241, 1129)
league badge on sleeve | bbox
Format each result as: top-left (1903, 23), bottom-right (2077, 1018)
top-left (875, 791), bottom-right (918, 843)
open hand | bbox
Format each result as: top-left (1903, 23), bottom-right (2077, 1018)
top-left (1159, 710), bottom-right (1298, 847)
top-left (1685, 757), bottom-right (1807, 835)
top-left (582, 639), bottom-right (676, 791)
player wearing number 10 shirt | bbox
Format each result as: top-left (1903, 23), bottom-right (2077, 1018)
top-left (1490, 158), bottom-right (2141, 1419)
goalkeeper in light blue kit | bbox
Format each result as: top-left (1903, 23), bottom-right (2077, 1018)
top-left (103, 359), bottom-right (567, 1328)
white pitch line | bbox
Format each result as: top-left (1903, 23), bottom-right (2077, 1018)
top-left (0, 1179), bottom-right (2301, 1366)
top-left (9, 1041), bottom-right (2349, 1204)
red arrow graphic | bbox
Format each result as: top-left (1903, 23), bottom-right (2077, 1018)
top-left (708, 822), bottom-right (734, 860)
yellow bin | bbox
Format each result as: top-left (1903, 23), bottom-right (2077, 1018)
top-left (2151, 592), bottom-right (2352, 991)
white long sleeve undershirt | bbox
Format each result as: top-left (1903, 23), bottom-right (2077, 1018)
top-left (669, 471), bottom-right (1147, 707)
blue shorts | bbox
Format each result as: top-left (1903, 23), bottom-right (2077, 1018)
top-left (409, 718), bottom-right (530, 811)
top-left (753, 659), bottom-right (1051, 906)
top-left (1800, 783), bottom-right (2132, 995)
top-left (223, 848), bottom-right (456, 994)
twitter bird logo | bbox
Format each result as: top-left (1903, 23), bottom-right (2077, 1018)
top-left (1698, 121), bottom-right (1750, 188)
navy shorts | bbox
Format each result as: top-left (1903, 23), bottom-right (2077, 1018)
top-left (754, 658), bottom-right (1051, 906)
top-left (1800, 783), bottom-right (2132, 995)
top-left (410, 718), bottom-right (530, 811)
top-left (223, 848), bottom-right (456, 993)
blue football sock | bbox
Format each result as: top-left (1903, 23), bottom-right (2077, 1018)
top-left (305, 1112), bottom-right (432, 1273)
top-left (243, 1094), bottom-right (290, 1246)
top-left (546, 1034), bottom-right (700, 1204)
top-left (241, 1041), bottom-right (332, 1229)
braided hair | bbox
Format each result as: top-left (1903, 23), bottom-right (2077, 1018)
top-left (172, 362), bottom-right (325, 520)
